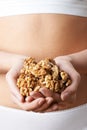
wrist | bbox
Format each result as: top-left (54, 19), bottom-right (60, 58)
top-left (67, 51), bottom-right (87, 74)
top-left (55, 55), bottom-right (72, 63)
top-left (0, 51), bottom-right (27, 73)
top-left (8, 55), bottom-right (27, 71)
top-left (55, 54), bottom-right (80, 73)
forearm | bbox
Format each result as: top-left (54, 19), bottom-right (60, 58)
top-left (0, 51), bottom-right (26, 73)
top-left (69, 49), bottom-right (87, 74)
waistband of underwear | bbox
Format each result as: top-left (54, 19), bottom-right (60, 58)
top-left (0, 0), bottom-right (87, 17)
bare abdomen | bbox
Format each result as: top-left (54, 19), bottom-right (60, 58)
top-left (0, 14), bottom-right (87, 109)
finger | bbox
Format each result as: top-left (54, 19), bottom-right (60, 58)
top-left (54, 58), bottom-right (81, 101)
top-left (44, 101), bottom-right (70, 112)
top-left (43, 103), bottom-right (58, 112)
top-left (35, 97), bottom-right (53, 112)
top-left (39, 87), bottom-right (53, 97)
top-left (61, 77), bottom-right (79, 101)
top-left (61, 93), bottom-right (76, 103)
top-left (22, 98), bottom-right (46, 111)
top-left (25, 96), bottom-right (34, 102)
top-left (6, 72), bottom-right (24, 102)
top-left (11, 94), bottom-right (46, 111)
top-left (30, 91), bottom-right (44, 99)
top-left (53, 93), bottom-right (61, 102)
top-left (57, 102), bottom-right (72, 110)
top-left (39, 87), bottom-right (61, 102)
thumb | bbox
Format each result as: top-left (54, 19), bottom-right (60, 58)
top-left (61, 92), bottom-right (76, 103)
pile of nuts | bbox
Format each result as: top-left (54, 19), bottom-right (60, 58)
top-left (17, 57), bottom-right (71, 97)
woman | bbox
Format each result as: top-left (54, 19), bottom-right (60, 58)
top-left (0, 0), bottom-right (87, 129)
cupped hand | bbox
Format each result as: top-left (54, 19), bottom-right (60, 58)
top-left (6, 55), bottom-right (81, 112)
top-left (28, 87), bottom-right (60, 112)
top-left (54, 56), bottom-right (81, 102)
top-left (31, 55), bottom-right (81, 112)
top-left (31, 87), bottom-right (75, 112)
top-left (6, 58), bottom-right (49, 111)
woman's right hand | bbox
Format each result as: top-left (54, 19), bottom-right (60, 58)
top-left (6, 58), bottom-right (54, 111)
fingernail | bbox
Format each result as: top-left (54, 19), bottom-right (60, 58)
top-left (47, 99), bottom-right (53, 105)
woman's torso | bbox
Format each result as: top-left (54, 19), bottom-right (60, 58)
top-left (0, 14), bottom-right (87, 109)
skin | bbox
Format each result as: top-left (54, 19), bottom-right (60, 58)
top-left (0, 14), bottom-right (87, 112)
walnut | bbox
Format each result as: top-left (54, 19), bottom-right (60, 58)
top-left (17, 57), bottom-right (71, 97)
top-left (60, 71), bottom-right (69, 81)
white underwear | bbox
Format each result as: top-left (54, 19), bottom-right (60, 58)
top-left (0, 0), bottom-right (87, 17)
top-left (0, 104), bottom-right (87, 130)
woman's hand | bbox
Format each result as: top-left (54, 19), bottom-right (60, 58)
top-left (31, 55), bottom-right (81, 112)
top-left (54, 56), bottom-right (81, 102)
top-left (6, 55), bottom-right (81, 112)
top-left (6, 58), bottom-right (54, 111)
top-left (28, 87), bottom-right (61, 112)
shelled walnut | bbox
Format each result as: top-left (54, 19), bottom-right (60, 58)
top-left (17, 57), bottom-right (71, 97)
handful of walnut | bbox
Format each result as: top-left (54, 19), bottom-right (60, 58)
top-left (17, 57), bottom-right (71, 97)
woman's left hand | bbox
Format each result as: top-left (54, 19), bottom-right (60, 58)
top-left (30, 55), bottom-right (81, 112)
top-left (54, 55), bottom-right (81, 102)
top-left (28, 87), bottom-right (61, 112)
top-left (32, 86), bottom-right (76, 112)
